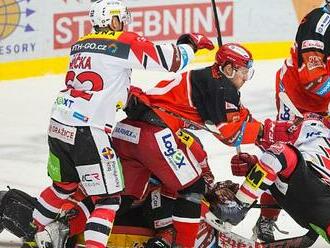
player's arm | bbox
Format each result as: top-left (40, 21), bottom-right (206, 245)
top-left (216, 107), bottom-right (262, 146)
top-left (295, 11), bottom-right (330, 96)
top-left (297, 46), bottom-right (330, 97)
top-left (122, 32), bottom-right (214, 72)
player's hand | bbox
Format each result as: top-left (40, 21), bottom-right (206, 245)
top-left (230, 153), bottom-right (258, 176)
top-left (177, 33), bottom-right (214, 52)
top-left (257, 119), bottom-right (300, 149)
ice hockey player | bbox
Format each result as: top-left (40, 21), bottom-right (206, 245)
top-left (254, 0), bottom-right (330, 241)
top-left (221, 113), bottom-right (330, 245)
top-left (31, 0), bottom-right (214, 247)
top-left (111, 42), bottom-right (261, 247)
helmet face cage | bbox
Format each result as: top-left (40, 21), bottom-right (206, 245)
top-left (90, 0), bottom-right (131, 28)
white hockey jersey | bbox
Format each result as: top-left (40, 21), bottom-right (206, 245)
top-left (293, 115), bottom-right (330, 180)
top-left (51, 31), bottom-right (194, 131)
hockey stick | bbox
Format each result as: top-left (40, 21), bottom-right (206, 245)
top-left (211, 0), bottom-right (223, 47)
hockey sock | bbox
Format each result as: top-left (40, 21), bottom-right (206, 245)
top-left (33, 182), bottom-right (78, 229)
top-left (260, 193), bottom-right (280, 219)
top-left (84, 196), bottom-right (119, 248)
top-left (172, 197), bottom-right (201, 247)
top-left (68, 197), bottom-right (94, 236)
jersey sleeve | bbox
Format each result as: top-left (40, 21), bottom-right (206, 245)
top-left (215, 107), bottom-right (262, 146)
top-left (120, 32), bottom-right (195, 72)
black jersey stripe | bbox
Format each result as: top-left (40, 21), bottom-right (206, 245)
top-left (156, 45), bottom-right (169, 71)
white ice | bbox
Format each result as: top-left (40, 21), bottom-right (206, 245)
top-left (0, 59), bottom-right (328, 247)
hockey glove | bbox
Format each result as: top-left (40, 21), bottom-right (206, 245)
top-left (230, 152), bottom-right (258, 176)
top-left (257, 119), bottom-right (300, 150)
top-left (177, 33), bottom-right (214, 53)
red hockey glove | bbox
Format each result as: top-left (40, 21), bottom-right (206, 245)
top-left (231, 153), bottom-right (258, 176)
top-left (177, 33), bottom-right (214, 52)
top-left (257, 119), bottom-right (300, 150)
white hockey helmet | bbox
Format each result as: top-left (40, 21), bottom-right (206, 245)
top-left (89, 0), bottom-right (131, 28)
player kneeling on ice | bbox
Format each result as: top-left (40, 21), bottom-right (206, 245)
top-left (217, 113), bottom-right (330, 245)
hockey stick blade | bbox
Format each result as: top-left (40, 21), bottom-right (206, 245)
top-left (278, 92), bottom-right (303, 118)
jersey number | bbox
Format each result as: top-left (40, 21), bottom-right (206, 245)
top-left (64, 71), bottom-right (104, 101)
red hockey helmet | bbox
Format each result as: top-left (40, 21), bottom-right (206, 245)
top-left (215, 43), bottom-right (253, 69)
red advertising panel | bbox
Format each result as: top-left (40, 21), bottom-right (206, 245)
top-left (54, 2), bottom-right (233, 49)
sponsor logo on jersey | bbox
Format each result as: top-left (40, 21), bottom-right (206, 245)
top-left (316, 13), bottom-right (330, 35)
top-left (72, 111), bottom-right (89, 122)
top-left (306, 131), bottom-right (322, 139)
top-left (225, 101), bottom-right (238, 111)
top-left (76, 164), bottom-right (107, 195)
top-left (55, 96), bottom-right (74, 108)
top-left (48, 119), bottom-right (76, 145)
top-left (279, 103), bottom-right (292, 120)
top-left (316, 78), bottom-right (330, 96)
top-left (103, 159), bottom-right (122, 189)
top-left (70, 39), bottom-right (130, 59)
top-left (268, 143), bottom-right (285, 155)
top-left (155, 129), bottom-right (198, 185)
top-left (302, 40), bottom-right (324, 50)
top-left (151, 190), bottom-right (161, 209)
top-left (101, 147), bottom-right (115, 160)
top-left (112, 122), bottom-right (141, 144)
top-left (154, 217), bottom-right (173, 229)
top-left (306, 55), bottom-right (324, 70)
top-left (81, 173), bottom-right (100, 182)
top-left (274, 177), bottom-right (288, 195)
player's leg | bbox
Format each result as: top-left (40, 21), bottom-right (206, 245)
top-left (76, 127), bottom-right (124, 248)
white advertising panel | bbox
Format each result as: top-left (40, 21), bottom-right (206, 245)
top-left (0, 0), bottom-right (323, 62)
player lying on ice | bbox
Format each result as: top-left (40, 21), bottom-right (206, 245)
top-left (0, 178), bottom-right (242, 248)
top-left (221, 112), bottom-right (330, 246)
